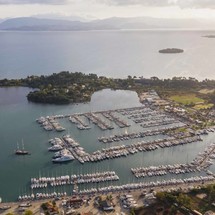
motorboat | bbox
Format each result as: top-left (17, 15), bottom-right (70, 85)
top-left (52, 154), bottom-right (74, 163)
top-left (48, 145), bottom-right (63, 152)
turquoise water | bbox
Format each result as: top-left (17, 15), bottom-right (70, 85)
top-left (0, 30), bottom-right (215, 80)
top-left (0, 87), bottom-right (214, 202)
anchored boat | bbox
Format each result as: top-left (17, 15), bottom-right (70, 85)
top-left (15, 140), bottom-right (30, 155)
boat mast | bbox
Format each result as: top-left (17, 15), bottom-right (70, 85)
top-left (22, 139), bottom-right (25, 151)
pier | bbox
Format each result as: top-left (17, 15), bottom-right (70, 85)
top-left (78, 175), bottom-right (215, 195)
top-left (84, 112), bottom-right (113, 130)
top-left (30, 171), bottom-right (119, 189)
top-left (102, 111), bottom-right (130, 128)
top-left (90, 135), bottom-right (202, 162)
top-left (140, 118), bottom-right (180, 128)
top-left (98, 125), bottom-right (185, 144)
top-left (131, 164), bottom-right (198, 178)
top-left (131, 143), bottom-right (215, 179)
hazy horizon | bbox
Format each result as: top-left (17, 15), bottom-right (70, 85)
top-left (1, 0), bottom-right (215, 23)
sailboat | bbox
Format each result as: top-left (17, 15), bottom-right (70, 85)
top-left (15, 140), bottom-right (30, 155)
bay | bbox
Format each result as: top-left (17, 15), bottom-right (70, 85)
top-left (0, 87), bottom-right (141, 201)
top-left (0, 30), bottom-right (215, 80)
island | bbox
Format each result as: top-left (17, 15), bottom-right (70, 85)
top-left (159, 48), bottom-right (184, 54)
top-left (203, 35), bottom-right (215, 38)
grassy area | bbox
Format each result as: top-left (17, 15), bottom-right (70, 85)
top-left (169, 94), bottom-right (204, 106)
top-left (194, 103), bottom-right (214, 110)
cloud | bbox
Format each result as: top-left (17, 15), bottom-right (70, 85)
top-left (98, 0), bottom-right (172, 6)
top-left (176, 0), bottom-right (215, 9)
top-left (1, 0), bottom-right (215, 9)
top-left (98, 0), bottom-right (215, 9)
top-left (0, 0), bottom-right (69, 4)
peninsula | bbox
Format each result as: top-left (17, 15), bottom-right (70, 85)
top-left (1, 72), bottom-right (215, 110)
top-left (159, 48), bottom-right (184, 54)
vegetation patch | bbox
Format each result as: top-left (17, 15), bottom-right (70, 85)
top-left (41, 200), bottom-right (59, 214)
top-left (154, 184), bottom-right (215, 214)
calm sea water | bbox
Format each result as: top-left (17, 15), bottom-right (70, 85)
top-left (0, 87), bottom-right (214, 202)
top-left (1, 30), bottom-right (215, 202)
top-left (0, 30), bottom-right (215, 80)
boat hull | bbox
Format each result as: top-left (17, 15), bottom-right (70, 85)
top-left (15, 150), bottom-right (30, 155)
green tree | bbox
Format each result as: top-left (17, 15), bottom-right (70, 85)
top-left (177, 193), bottom-right (191, 208)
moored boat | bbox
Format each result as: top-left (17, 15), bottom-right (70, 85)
top-left (48, 145), bottom-right (63, 152)
top-left (52, 154), bottom-right (74, 163)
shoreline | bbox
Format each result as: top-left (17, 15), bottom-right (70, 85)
top-left (2, 180), bottom-right (215, 214)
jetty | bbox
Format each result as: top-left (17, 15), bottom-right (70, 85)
top-left (47, 134), bottom-right (202, 164)
top-left (69, 115), bottom-right (91, 130)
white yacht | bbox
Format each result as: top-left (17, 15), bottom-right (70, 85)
top-left (48, 145), bottom-right (63, 151)
top-left (52, 149), bottom-right (70, 158)
top-left (52, 154), bottom-right (74, 163)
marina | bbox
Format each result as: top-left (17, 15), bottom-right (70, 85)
top-left (0, 87), bottom-right (215, 202)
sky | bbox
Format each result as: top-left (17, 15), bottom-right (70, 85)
top-left (0, 0), bottom-right (215, 20)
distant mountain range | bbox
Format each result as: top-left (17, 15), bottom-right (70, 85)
top-left (0, 17), bottom-right (214, 31)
